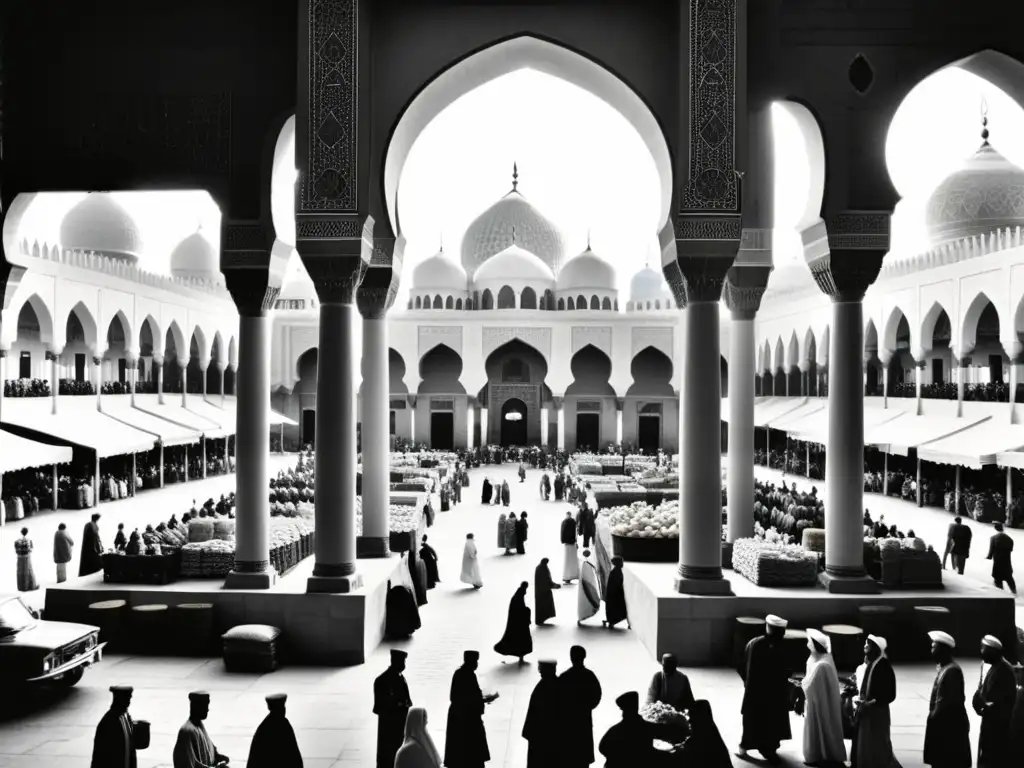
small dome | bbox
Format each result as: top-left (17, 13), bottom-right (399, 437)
top-left (557, 246), bottom-right (617, 292)
top-left (60, 193), bottom-right (141, 264)
top-left (411, 248), bottom-right (467, 292)
top-left (629, 266), bottom-right (672, 304)
top-left (460, 165), bottom-right (565, 276)
top-left (473, 244), bottom-right (555, 284)
top-left (170, 231), bottom-right (219, 281)
top-left (925, 128), bottom-right (1024, 251)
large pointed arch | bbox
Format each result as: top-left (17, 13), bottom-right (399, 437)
top-left (64, 301), bottom-right (98, 352)
top-left (9, 293), bottom-right (54, 349)
top-left (882, 305), bottom-right (912, 358)
top-left (960, 291), bottom-right (1001, 355)
top-left (920, 301), bottom-right (952, 353)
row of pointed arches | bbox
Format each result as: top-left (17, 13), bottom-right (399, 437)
top-left (409, 288), bottom-right (620, 311)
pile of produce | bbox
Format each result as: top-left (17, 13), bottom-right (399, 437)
top-left (604, 500), bottom-right (680, 539)
top-left (733, 535), bottom-right (819, 587)
top-left (181, 539), bottom-right (235, 577)
top-left (355, 501), bottom-right (423, 536)
top-left (640, 702), bottom-right (688, 727)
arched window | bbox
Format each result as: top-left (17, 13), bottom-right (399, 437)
top-left (602, 297), bottom-right (611, 310)
top-left (407, 299), bottom-right (413, 310)
top-left (433, 294), bottom-right (443, 309)
top-left (456, 298), bottom-right (463, 310)
top-left (445, 295), bottom-right (454, 310)
top-left (577, 295), bottom-right (587, 310)
top-left (521, 286), bottom-right (537, 309)
top-left (614, 300), bottom-right (619, 311)
top-left (647, 301), bottom-right (652, 310)
top-left (544, 290), bottom-right (555, 310)
top-left (590, 295), bottom-right (600, 310)
top-left (567, 297), bottom-right (575, 311)
top-left (415, 296), bottom-right (422, 309)
top-left (655, 300), bottom-right (661, 310)
top-left (497, 285), bottom-right (516, 309)
top-left (481, 290), bottom-right (494, 310)
top-left (558, 298), bottom-right (565, 311)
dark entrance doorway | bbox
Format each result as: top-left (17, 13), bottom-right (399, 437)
top-left (75, 353), bottom-right (86, 382)
top-left (932, 358), bottom-right (944, 385)
top-left (501, 398), bottom-right (528, 446)
top-left (302, 408), bottom-right (316, 449)
top-left (576, 413), bottom-right (600, 451)
top-left (431, 412), bottom-right (454, 450)
top-left (638, 416), bottom-right (660, 453)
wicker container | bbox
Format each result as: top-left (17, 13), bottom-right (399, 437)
top-left (88, 599), bottom-right (128, 651)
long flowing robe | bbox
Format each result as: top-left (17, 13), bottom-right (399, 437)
top-left (678, 708), bottom-right (732, 768)
top-left (852, 656), bottom-right (901, 768)
top-left (444, 666), bottom-right (490, 767)
top-left (481, 478), bottom-right (492, 505)
top-left (494, 589), bottom-right (533, 659)
top-left (974, 657), bottom-right (1017, 768)
top-left (739, 636), bottom-right (792, 753)
top-left (504, 517), bottom-right (518, 550)
top-left (374, 667), bottom-right (413, 768)
top-left (15, 537), bottom-right (38, 592)
top-left (561, 517), bottom-right (580, 582)
top-left (923, 662), bottom-right (971, 768)
top-left (554, 475), bottom-right (565, 501)
top-left (801, 652), bottom-right (848, 765)
top-left (80, 521), bottom-right (103, 576)
top-left (246, 712), bottom-right (303, 768)
top-left (577, 557), bottom-right (601, 622)
top-left (558, 664), bottom-right (602, 766)
top-left (523, 676), bottom-right (561, 768)
top-left (501, 481), bottom-right (511, 507)
top-left (497, 513), bottom-right (507, 547)
top-left (395, 708), bottom-right (443, 768)
top-left (173, 719), bottom-right (221, 768)
top-left (91, 708), bottom-right (137, 768)
top-left (460, 540), bottom-right (482, 588)
top-left (604, 565), bottom-right (627, 627)
top-left (420, 542), bottom-right (440, 588)
top-left (598, 715), bottom-right (661, 767)
top-left (385, 573), bottom-right (421, 640)
top-left (515, 518), bottom-right (528, 555)
top-left (534, 562), bottom-right (556, 624)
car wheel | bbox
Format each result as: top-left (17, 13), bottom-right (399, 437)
top-left (53, 666), bottom-right (84, 688)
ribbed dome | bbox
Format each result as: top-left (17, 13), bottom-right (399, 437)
top-left (170, 231), bottom-right (219, 281)
top-left (630, 266), bottom-right (672, 304)
top-left (925, 131), bottom-right (1024, 251)
top-left (60, 193), bottom-right (141, 264)
top-left (557, 246), bottom-right (617, 292)
top-left (460, 167), bottom-right (565, 276)
top-left (411, 249), bottom-right (467, 292)
top-left (473, 244), bottom-right (555, 284)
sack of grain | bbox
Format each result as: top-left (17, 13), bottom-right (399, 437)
top-left (213, 517), bottom-right (236, 541)
top-left (188, 517), bottom-right (214, 543)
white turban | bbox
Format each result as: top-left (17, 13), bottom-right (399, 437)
top-left (867, 635), bottom-right (888, 655)
top-left (807, 628), bottom-right (830, 654)
top-left (982, 635), bottom-right (1003, 651)
top-left (928, 630), bottom-right (955, 649)
top-left (765, 614), bottom-right (788, 629)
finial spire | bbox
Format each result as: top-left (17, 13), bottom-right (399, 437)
top-left (512, 162), bottom-right (519, 192)
top-left (586, 228), bottom-right (591, 250)
top-left (981, 98), bottom-right (990, 144)
top-left (439, 232), bottom-right (444, 253)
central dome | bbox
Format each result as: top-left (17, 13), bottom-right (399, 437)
top-left (60, 193), bottom-right (141, 264)
top-left (460, 165), bottom-right (565, 276)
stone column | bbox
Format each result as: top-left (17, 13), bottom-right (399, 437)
top-left (467, 402), bottom-right (476, 450)
top-left (410, 395), bottom-right (419, 446)
top-left (723, 249), bottom-right (771, 544)
top-left (218, 363), bottom-right (227, 406)
top-left (479, 403), bottom-right (487, 448)
top-left (956, 356), bottom-right (970, 418)
top-left (48, 350), bottom-right (58, 415)
top-left (668, 213), bottom-right (740, 596)
top-left (179, 358), bottom-right (188, 408)
top-left (915, 359), bottom-right (925, 415)
top-left (803, 212), bottom-right (889, 593)
top-left (128, 354), bottom-right (138, 406)
top-left (615, 399), bottom-right (624, 446)
top-left (93, 355), bottom-right (103, 412)
top-left (553, 396), bottom-right (564, 451)
top-left (154, 354), bottom-right (165, 405)
top-left (879, 352), bottom-right (891, 408)
top-left (1005, 342), bottom-right (1020, 422)
top-left (357, 247), bottom-right (401, 559)
top-left (222, 221), bottom-right (287, 590)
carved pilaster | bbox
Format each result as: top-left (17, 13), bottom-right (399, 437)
top-left (356, 238), bottom-right (402, 319)
top-left (221, 221), bottom-right (287, 317)
top-left (669, 213), bottom-right (742, 304)
top-left (803, 212), bottom-right (890, 302)
top-left (723, 260), bottom-right (772, 321)
top-left (663, 260), bottom-right (688, 310)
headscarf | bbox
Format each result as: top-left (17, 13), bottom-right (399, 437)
top-left (806, 628), bottom-right (830, 656)
top-left (867, 634), bottom-right (888, 657)
top-left (398, 706), bottom-right (442, 767)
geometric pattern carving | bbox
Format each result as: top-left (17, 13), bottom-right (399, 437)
top-left (826, 211), bottom-right (891, 252)
top-left (482, 327), bottom-right (551, 363)
top-left (296, 218), bottom-right (362, 239)
top-left (632, 327), bottom-right (674, 360)
top-left (572, 326), bottom-right (611, 358)
top-left (300, 0), bottom-right (359, 212)
top-left (418, 326), bottom-right (463, 359)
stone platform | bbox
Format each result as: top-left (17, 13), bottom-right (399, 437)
top-left (624, 562), bottom-right (1018, 666)
top-left (43, 554), bottom-right (403, 666)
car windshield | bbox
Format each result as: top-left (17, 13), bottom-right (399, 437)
top-left (0, 598), bottom-right (36, 634)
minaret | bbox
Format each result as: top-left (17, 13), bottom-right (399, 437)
top-left (512, 162), bottom-right (519, 192)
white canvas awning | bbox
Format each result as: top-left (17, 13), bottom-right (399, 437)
top-left (1, 397), bottom-right (157, 457)
top-left (997, 450), bottom-right (1024, 470)
top-left (102, 396), bottom-right (202, 446)
top-left (0, 429), bottom-right (73, 473)
top-left (133, 394), bottom-right (227, 439)
top-left (917, 419), bottom-right (1024, 470)
top-left (765, 400), bottom-right (826, 432)
top-left (867, 413), bottom-right (991, 457)
top-left (721, 397), bottom-right (807, 428)
top-left (215, 396), bottom-right (297, 431)
top-left (786, 405), bottom-right (909, 446)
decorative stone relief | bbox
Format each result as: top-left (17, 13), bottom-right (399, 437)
top-left (482, 327), bottom-right (551, 362)
top-left (572, 326), bottom-right (611, 357)
top-left (418, 326), bottom-right (463, 359)
top-left (632, 327), bottom-right (674, 359)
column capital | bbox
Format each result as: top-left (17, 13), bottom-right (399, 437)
top-left (92, 356), bottom-right (102, 366)
top-left (915, 359), bottom-right (927, 370)
top-left (615, 397), bottom-right (624, 412)
top-left (723, 261), bottom-right (772, 320)
top-left (297, 214), bottom-right (371, 305)
top-left (45, 350), bottom-right (58, 362)
top-left (802, 212), bottom-right (890, 302)
top-left (1004, 340), bottom-right (1023, 361)
top-left (356, 237), bottom-right (403, 319)
top-left (152, 354), bottom-right (165, 366)
top-left (177, 357), bottom-right (189, 370)
top-left (668, 212), bottom-right (742, 303)
top-left (407, 394), bottom-right (417, 409)
top-left (221, 220), bottom-right (288, 316)
top-left (552, 395), bottom-right (564, 410)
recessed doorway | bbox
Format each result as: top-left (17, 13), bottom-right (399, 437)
top-left (576, 413), bottom-right (600, 452)
top-left (302, 408), bottom-right (316, 449)
top-left (501, 398), bottom-right (528, 446)
top-left (638, 415), bottom-right (660, 453)
top-left (431, 412), bottom-right (455, 450)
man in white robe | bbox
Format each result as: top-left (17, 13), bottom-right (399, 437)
top-left (561, 512), bottom-right (580, 584)
top-left (577, 549), bottom-right (601, 625)
top-left (460, 533), bottom-right (483, 588)
top-left (801, 628), bottom-right (847, 767)
top-left (174, 692), bottom-right (228, 768)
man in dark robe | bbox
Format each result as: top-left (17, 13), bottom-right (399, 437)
top-left (1009, 678), bottom-right (1024, 764)
top-left (738, 614), bottom-right (792, 763)
top-left (445, 650), bottom-right (496, 767)
top-left (494, 581), bottom-right (532, 662)
top-left (374, 649), bottom-right (412, 768)
top-left (523, 660), bottom-right (561, 767)
top-left (851, 635), bottom-right (898, 768)
top-left (577, 504), bottom-right (596, 549)
top-left (420, 535), bottom-right (440, 588)
top-left (646, 653), bottom-right (695, 712)
top-left (554, 474), bottom-right (565, 501)
top-left (481, 478), bottom-right (492, 505)
top-left (515, 512), bottom-right (529, 555)
top-left (174, 692), bottom-right (228, 768)
top-left (559, 645), bottom-right (602, 766)
top-left (247, 693), bottom-right (302, 768)
top-left (973, 635), bottom-right (1017, 768)
top-left (923, 631), bottom-right (971, 768)
top-left (603, 556), bottom-right (628, 629)
top-left (80, 513), bottom-right (104, 576)
top-left (534, 558), bottom-right (558, 625)
top-left (987, 522), bottom-right (1017, 594)
top-left (945, 516), bottom-right (972, 574)
top-left (501, 480), bottom-right (511, 507)
top-left (598, 691), bottom-right (662, 767)
top-left (384, 576), bottom-right (421, 639)
top-left (92, 685), bottom-right (146, 768)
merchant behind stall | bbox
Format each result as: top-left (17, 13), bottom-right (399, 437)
top-left (646, 653), bottom-right (695, 713)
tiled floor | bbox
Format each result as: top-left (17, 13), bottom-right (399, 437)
top-left (0, 462), bottom-right (999, 766)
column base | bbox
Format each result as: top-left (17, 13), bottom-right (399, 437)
top-left (356, 536), bottom-right (392, 558)
top-left (674, 572), bottom-right (734, 596)
top-left (224, 570), bottom-right (276, 590)
top-left (307, 573), bottom-right (363, 594)
top-left (818, 570), bottom-right (880, 594)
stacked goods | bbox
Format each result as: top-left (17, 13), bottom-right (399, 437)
top-left (733, 537), bottom-right (819, 587)
top-left (213, 517), bottom-right (236, 540)
top-left (355, 502), bottom-right (423, 536)
top-left (181, 539), bottom-right (236, 577)
top-left (640, 701), bottom-right (690, 742)
top-left (801, 528), bottom-right (826, 553)
top-left (603, 500), bottom-right (679, 539)
top-left (188, 517), bottom-right (215, 543)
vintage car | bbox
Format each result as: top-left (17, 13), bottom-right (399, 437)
top-left (0, 596), bottom-right (104, 687)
